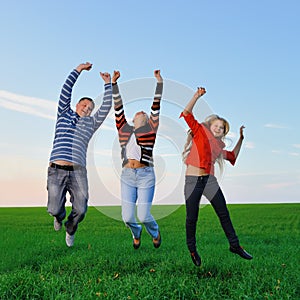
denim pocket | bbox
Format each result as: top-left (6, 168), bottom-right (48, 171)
top-left (47, 166), bottom-right (58, 179)
top-left (137, 167), bottom-right (155, 188)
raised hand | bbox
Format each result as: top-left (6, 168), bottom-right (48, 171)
top-left (112, 70), bottom-right (120, 84)
top-left (100, 72), bottom-right (111, 84)
top-left (239, 125), bottom-right (245, 139)
top-left (154, 70), bottom-right (163, 82)
top-left (76, 62), bottom-right (93, 73)
top-left (194, 87), bottom-right (206, 99)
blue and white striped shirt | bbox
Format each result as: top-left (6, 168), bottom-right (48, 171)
top-left (49, 69), bottom-right (112, 166)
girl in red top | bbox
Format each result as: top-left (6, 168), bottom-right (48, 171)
top-left (181, 87), bottom-right (252, 266)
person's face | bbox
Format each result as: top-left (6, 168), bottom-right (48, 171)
top-left (133, 111), bottom-right (148, 128)
top-left (76, 99), bottom-right (94, 117)
top-left (210, 119), bottom-right (225, 138)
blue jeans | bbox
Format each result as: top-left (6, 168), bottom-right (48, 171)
top-left (184, 175), bottom-right (239, 252)
top-left (121, 167), bottom-right (159, 239)
top-left (47, 166), bottom-right (88, 235)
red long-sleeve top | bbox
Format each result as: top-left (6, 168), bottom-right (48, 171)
top-left (181, 112), bottom-right (236, 175)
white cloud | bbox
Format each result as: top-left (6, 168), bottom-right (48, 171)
top-left (264, 123), bottom-right (288, 129)
top-left (159, 153), bottom-right (180, 157)
top-left (93, 149), bottom-right (115, 156)
top-left (0, 90), bottom-right (56, 120)
top-left (0, 90), bottom-right (113, 130)
top-left (227, 170), bottom-right (290, 178)
top-left (271, 150), bottom-right (282, 154)
top-left (227, 131), bottom-right (236, 139)
top-left (245, 141), bottom-right (255, 149)
top-left (264, 181), bottom-right (298, 189)
top-left (288, 152), bottom-right (299, 156)
top-left (293, 144), bottom-right (300, 149)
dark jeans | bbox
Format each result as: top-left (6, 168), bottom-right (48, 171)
top-left (184, 175), bottom-right (239, 252)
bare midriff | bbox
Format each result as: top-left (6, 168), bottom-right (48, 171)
top-left (51, 160), bottom-right (74, 166)
top-left (124, 159), bottom-right (147, 169)
top-left (186, 164), bottom-right (209, 176)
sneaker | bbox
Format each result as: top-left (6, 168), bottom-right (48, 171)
top-left (153, 231), bottom-right (162, 249)
top-left (66, 232), bottom-right (75, 247)
top-left (54, 217), bottom-right (62, 231)
top-left (190, 251), bottom-right (201, 266)
top-left (230, 245), bottom-right (253, 260)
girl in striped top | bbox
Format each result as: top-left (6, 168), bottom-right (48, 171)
top-left (112, 70), bottom-right (163, 250)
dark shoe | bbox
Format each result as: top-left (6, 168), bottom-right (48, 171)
top-left (153, 231), bottom-right (161, 248)
top-left (230, 245), bottom-right (253, 260)
top-left (133, 238), bottom-right (141, 249)
top-left (133, 229), bottom-right (142, 249)
top-left (190, 251), bottom-right (201, 266)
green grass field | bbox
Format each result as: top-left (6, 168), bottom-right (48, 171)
top-left (0, 204), bottom-right (299, 300)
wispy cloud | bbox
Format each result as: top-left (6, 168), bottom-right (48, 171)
top-left (264, 181), bottom-right (298, 189)
top-left (264, 123), bottom-right (288, 129)
top-left (0, 90), bottom-right (113, 130)
top-left (245, 141), bottom-right (255, 149)
top-left (227, 132), bottom-right (236, 139)
top-left (271, 150), bottom-right (282, 154)
top-left (159, 153), bottom-right (181, 158)
top-left (0, 90), bottom-right (56, 120)
top-left (93, 149), bottom-right (116, 156)
top-left (227, 170), bottom-right (290, 178)
top-left (293, 144), bottom-right (300, 149)
top-left (288, 152), bottom-right (299, 156)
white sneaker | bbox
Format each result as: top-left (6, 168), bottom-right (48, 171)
top-left (54, 217), bottom-right (62, 231)
top-left (66, 232), bottom-right (75, 247)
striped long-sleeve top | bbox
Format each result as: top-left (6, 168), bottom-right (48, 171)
top-left (49, 69), bottom-right (112, 166)
top-left (113, 81), bottom-right (163, 167)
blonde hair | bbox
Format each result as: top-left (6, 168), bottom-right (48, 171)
top-left (204, 114), bottom-right (230, 173)
top-left (204, 114), bottom-right (230, 137)
top-left (182, 129), bottom-right (193, 163)
top-left (133, 112), bottom-right (149, 127)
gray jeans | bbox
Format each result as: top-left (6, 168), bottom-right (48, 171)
top-left (47, 166), bottom-right (88, 235)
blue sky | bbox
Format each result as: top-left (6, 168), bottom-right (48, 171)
top-left (0, 0), bottom-right (299, 207)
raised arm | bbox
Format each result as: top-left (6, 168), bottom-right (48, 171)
top-left (58, 62), bottom-right (93, 116)
top-left (92, 71), bottom-right (112, 130)
top-left (149, 70), bottom-right (163, 131)
top-left (232, 126), bottom-right (245, 159)
top-left (182, 87), bottom-right (206, 116)
top-left (112, 71), bottom-right (127, 130)
top-left (223, 125), bottom-right (245, 165)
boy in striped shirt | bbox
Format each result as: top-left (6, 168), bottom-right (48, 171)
top-left (47, 62), bottom-right (112, 247)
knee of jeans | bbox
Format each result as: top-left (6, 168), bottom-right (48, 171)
top-left (77, 207), bottom-right (87, 218)
top-left (72, 203), bottom-right (87, 218)
top-left (122, 211), bottom-right (135, 224)
top-left (137, 210), bottom-right (152, 223)
top-left (47, 206), bottom-right (62, 217)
